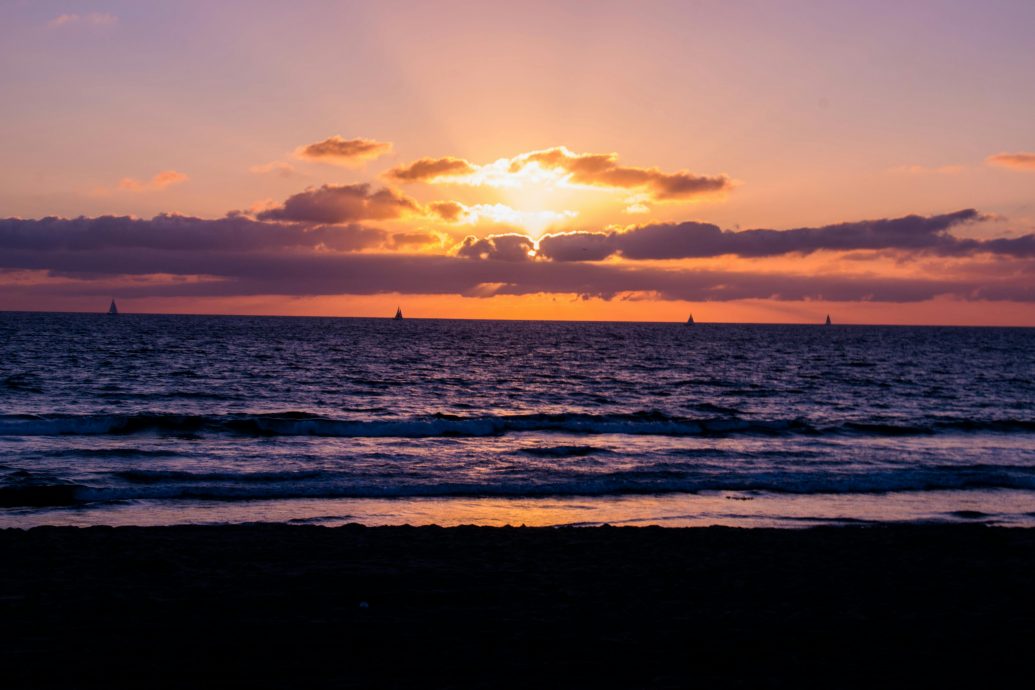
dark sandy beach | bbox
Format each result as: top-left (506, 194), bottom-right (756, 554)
top-left (2, 524), bottom-right (1034, 689)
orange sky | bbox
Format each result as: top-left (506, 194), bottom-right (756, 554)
top-left (1, 1), bottom-right (1034, 324)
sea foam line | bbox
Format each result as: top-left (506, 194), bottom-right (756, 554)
top-left (3, 466), bottom-right (1035, 507)
top-left (0, 411), bottom-right (1033, 438)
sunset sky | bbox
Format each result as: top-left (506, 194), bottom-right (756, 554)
top-left (2, 0), bottom-right (1034, 324)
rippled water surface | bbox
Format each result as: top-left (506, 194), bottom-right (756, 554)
top-left (2, 312), bottom-right (1034, 526)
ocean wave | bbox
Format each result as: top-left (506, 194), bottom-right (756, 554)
top-left (48, 447), bottom-right (183, 459)
top-left (0, 470), bottom-right (79, 507)
top-left (113, 469), bottom-right (326, 484)
top-left (2, 373), bottom-right (43, 394)
top-left (0, 410), bottom-right (794, 437)
top-left (3, 466), bottom-right (1035, 507)
top-left (517, 445), bottom-right (613, 458)
top-left (1, 410), bottom-right (1034, 439)
top-left (0, 483), bottom-right (79, 507)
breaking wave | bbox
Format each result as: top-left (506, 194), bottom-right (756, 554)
top-left (2, 411), bottom-right (1034, 439)
top-left (4, 464), bottom-right (1035, 507)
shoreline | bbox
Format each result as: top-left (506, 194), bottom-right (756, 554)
top-left (4, 487), bottom-right (1034, 529)
top-left (3, 523), bottom-right (1033, 688)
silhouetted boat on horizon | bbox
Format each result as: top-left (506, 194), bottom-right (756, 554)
top-left (107, 299), bottom-right (118, 315)
top-left (394, 306), bottom-right (403, 320)
top-left (825, 314), bottom-right (832, 326)
top-left (686, 314), bottom-right (694, 325)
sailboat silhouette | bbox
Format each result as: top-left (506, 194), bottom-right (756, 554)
top-left (394, 306), bottom-right (403, 320)
top-left (686, 314), bottom-right (694, 325)
top-left (825, 314), bottom-right (832, 326)
top-left (108, 299), bottom-right (118, 315)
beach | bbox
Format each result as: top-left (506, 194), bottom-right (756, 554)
top-left (2, 524), bottom-right (1033, 688)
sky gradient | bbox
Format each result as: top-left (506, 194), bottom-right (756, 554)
top-left (2, 0), bottom-right (1034, 324)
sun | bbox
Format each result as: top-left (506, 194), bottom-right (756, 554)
top-left (481, 164), bottom-right (607, 236)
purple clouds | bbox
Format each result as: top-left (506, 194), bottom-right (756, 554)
top-left (2, 209), bottom-right (1033, 304)
top-left (533, 210), bottom-right (1032, 261)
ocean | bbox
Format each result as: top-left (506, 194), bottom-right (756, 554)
top-left (2, 312), bottom-right (1034, 527)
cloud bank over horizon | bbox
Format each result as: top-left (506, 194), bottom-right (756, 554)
top-left (2, 206), bottom-right (1034, 307)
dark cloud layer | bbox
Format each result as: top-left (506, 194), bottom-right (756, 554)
top-left (3, 211), bottom-right (1034, 304)
top-left (0, 214), bottom-right (389, 253)
top-left (2, 247), bottom-right (1032, 304)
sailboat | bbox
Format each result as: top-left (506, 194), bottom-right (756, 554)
top-left (825, 314), bottom-right (832, 326)
top-left (394, 306), bottom-right (403, 320)
top-left (107, 299), bottom-right (118, 315)
top-left (686, 314), bottom-right (694, 325)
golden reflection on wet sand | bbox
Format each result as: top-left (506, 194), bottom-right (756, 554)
top-left (4, 489), bottom-right (1033, 529)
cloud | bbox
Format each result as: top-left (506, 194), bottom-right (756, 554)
top-left (0, 214), bottom-right (388, 253)
top-left (48, 13), bottom-right (118, 28)
top-left (388, 232), bottom-right (447, 250)
top-left (987, 152), bottom-right (1035, 171)
top-left (458, 203), bottom-right (578, 231)
top-left (249, 161), bottom-right (298, 178)
top-left (508, 147), bottom-right (732, 201)
top-left (117, 170), bottom-right (188, 192)
top-left (525, 210), bottom-right (1031, 261)
top-left (256, 184), bottom-right (542, 227)
top-left (429, 201), bottom-right (465, 222)
top-left (3, 243), bottom-right (1032, 304)
top-left (424, 200), bottom-right (578, 231)
top-left (387, 146), bottom-right (731, 204)
top-left (456, 234), bottom-right (536, 261)
top-left (295, 136), bottom-right (392, 166)
top-left (4, 210), bottom-right (1034, 305)
top-left (535, 231), bottom-right (616, 261)
top-left (6, 210), bottom-right (1023, 266)
top-left (386, 157), bottom-right (477, 182)
top-left (256, 184), bottom-right (422, 224)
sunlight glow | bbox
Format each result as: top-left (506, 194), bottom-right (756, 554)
top-left (461, 203), bottom-right (578, 234)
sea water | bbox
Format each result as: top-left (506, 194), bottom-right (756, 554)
top-left (1, 312), bottom-right (1033, 527)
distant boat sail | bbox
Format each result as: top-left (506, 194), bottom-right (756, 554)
top-left (394, 306), bottom-right (403, 320)
top-left (825, 314), bottom-right (832, 325)
top-left (108, 299), bottom-right (118, 315)
top-left (687, 314), bottom-right (694, 325)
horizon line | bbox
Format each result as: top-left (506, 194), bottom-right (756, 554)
top-left (1, 308), bottom-right (1032, 329)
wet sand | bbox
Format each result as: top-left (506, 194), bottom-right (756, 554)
top-left (2, 524), bottom-right (1033, 688)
